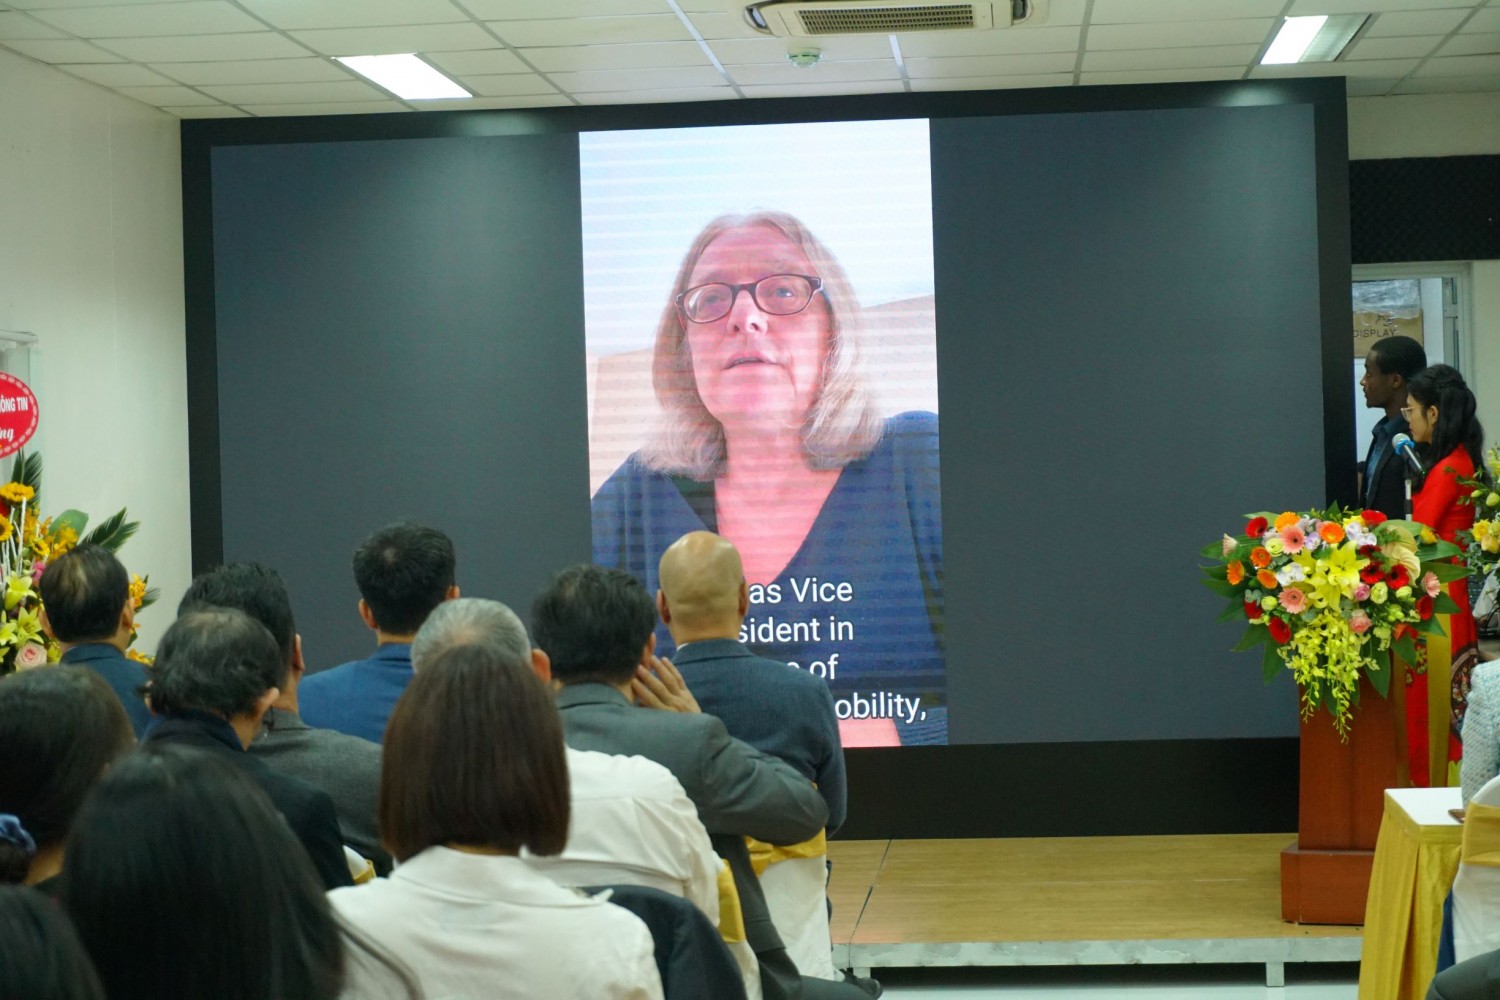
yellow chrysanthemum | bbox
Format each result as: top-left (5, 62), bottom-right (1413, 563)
top-left (48, 524), bottom-right (78, 556)
top-left (0, 516), bottom-right (14, 543)
top-left (1421, 526), bottom-right (1438, 545)
top-left (129, 575), bottom-right (147, 610)
top-left (0, 483), bottom-right (35, 505)
top-left (125, 648), bottom-right (154, 666)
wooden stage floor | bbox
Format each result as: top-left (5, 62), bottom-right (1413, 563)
top-left (825, 834), bottom-right (1361, 986)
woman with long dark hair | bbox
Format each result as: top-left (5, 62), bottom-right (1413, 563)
top-left (0, 884), bottom-right (105, 999)
top-left (1406, 363), bottom-right (1486, 788)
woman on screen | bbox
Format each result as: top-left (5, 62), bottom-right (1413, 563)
top-left (591, 211), bottom-right (945, 747)
top-left (1406, 363), bottom-right (1485, 788)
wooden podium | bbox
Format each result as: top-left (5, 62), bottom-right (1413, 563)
top-left (1280, 674), bottom-right (1400, 924)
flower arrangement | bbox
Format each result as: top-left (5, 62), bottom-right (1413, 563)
top-left (0, 451), bottom-right (155, 674)
top-left (1203, 505), bottom-right (1469, 734)
top-left (1456, 446), bottom-right (1500, 578)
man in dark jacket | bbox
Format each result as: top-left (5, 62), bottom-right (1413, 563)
top-left (1361, 334), bottom-right (1427, 520)
top-left (143, 606), bottom-right (352, 890)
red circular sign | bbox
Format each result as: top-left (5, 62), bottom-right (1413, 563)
top-left (0, 374), bottom-right (39, 460)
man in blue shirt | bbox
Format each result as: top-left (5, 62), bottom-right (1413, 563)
top-left (39, 544), bottom-right (152, 738)
top-left (299, 522), bottom-right (458, 743)
top-left (1360, 335), bottom-right (1427, 520)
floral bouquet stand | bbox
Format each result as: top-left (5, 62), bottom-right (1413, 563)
top-left (1204, 507), bottom-right (1468, 924)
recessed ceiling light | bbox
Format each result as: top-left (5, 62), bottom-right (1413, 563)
top-left (1261, 13), bottom-right (1369, 65)
top-left (335, 54), bottom-right (470, 101)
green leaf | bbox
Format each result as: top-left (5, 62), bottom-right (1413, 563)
top-left (1432, 593), bottom-right (1461, 615)
top-left (1203, 578), bottom-right (1240, 598)
top-left (1424, 562), bottom-right (1471, 583)
top-left (1366, 649), bottom-right (1391, 698)
top-left (1201, 540), bottom-right (1229, 560)
top-left (1419, 540), bottom-right (1464, 561)
top-left (1218, 602), bottom-right (1248, 623)
top-left (8, 451), bottom-right (40, 494)
top-left (53, 509), bottom-right (89, 536)
top-left (1232, 625), bottom-right (1268, 653)
top-left (1204, 563), bottom-right (1229, 580)
top-left (1392, 633), bottom-right (1419, 665)
top-left (80, 509), bottom-right (138, 552)
top-left (1261, 642), bottom-right (1284, 682)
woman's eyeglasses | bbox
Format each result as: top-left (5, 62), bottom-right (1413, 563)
top-left (676, 274), bottom-right (824, 325)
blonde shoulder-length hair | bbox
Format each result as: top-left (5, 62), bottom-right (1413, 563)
top-left (639, 211), bottom-right (883, 480)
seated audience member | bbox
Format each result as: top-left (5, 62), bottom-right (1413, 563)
top-left (0, 884), bottom-right (105, 1000)
top-left (180, 562), bottom-right (387, 873)
top-left (38, 544), bottom-right (152, 736)
top-left (0, 668), bottom-right (133, 895)
top-left (658, 531), bottom-right (850, 984)
top-left (532, 566), bottom-right (869, 1000)
top-left (329, 644), bottom-right (664, 1000)
top-left (142, 608), bottom-right (351, 889)
top-left (63, 744), bottom-right (416, 1000)
top-left (1462, 660), bottom-right (1500, 804)
top-left (1427, 946), bottom-right (1500, 999)
top-left (411, 599), bottom-right (721, 919)
top-left (300, 522), bottom-right (458, 743)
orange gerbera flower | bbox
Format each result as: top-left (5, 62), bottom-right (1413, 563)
top-left (1257, 569), bottom-right (1279, 590)
top-left (1318, 521), bottom-right (1345, 545)
top-left (1250, 547), bottom-right (1271, 569)
top-left (1274, 511), bottom-right (1300, 532)
top-left (1226, 561), bottom-right (1245, 585)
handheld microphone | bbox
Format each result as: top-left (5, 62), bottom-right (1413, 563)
top-left (1393, 432), bottom-right (1425, 476)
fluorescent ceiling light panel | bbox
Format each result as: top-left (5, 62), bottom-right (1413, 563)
top-left (1261, 13), bottom-right (1369, 65)
top-left (335, 54), bottom-right (470, 100)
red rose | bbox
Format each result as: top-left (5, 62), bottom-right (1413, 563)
top-left (1245, 601), bottom-right (1261, 620)
top-left (1390, 565), bottom-right (1411, 589)
top-left (1362, 510), bottom-right (1387, 526)
top-left (1417, 595), bottom-right (1433, 620)
top-left (1360, 563), bottom-right (1385, 585)
top-left (1246, 516), bottom-right (1269, 537)
top-left (1359, 544), bottom-right (1379, 555)
top-left (1268, 617), bottom-right (1292, 644)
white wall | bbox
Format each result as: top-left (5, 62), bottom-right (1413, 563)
top-left (0, 48), bottom-right (187, 650)
top-left (1349, 92), bottom-right (1500, 159)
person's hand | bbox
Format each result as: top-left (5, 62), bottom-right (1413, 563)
top-left (632, 656), bottom-right (700, 714)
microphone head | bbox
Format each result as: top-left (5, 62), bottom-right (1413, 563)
top-left (1393, 432), bottom-right (1415, 451)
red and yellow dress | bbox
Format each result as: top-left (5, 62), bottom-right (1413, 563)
top-left (1407, 445), bottom-right (1478, 788)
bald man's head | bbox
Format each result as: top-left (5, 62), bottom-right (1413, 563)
top-left (657, 531), bottom-right (749, 642)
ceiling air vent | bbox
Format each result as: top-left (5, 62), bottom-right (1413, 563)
top-left (745, 1), bottom-right (1002, 36)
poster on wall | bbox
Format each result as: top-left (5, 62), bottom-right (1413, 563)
top-left (579, 119), bottom-right (948, 746)
top-left (0, 373), bottom-right (40, 460)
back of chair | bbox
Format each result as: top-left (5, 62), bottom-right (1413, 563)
top-left (1453, 773), bottom-right (1500, 962)
top-left (588, 884), bottom-right (749, 1000)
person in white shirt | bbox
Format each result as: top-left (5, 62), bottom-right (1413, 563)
top-left (327, 642), bottom-right (663, 1000)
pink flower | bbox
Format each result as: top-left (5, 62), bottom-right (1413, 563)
top-left (15, 642), bottom-right (47, 670)
top-left (1222, 534), bottom-right (1237, 558)
top-left (1279, 587), bottom-right (1309, 614)
top-left (1279, 525), bottom-right (1306, 554)
top-left (29, 562), bottom-right (44, 584)
top-left (1350, 611), bottom-right (1372, 635)
top-left (1423, 571), bottom-right (1442, 598)
top-left (1353, 583), bottom-right (1371, 602)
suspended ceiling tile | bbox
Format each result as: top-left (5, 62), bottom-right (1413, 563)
top-left (0, 11), bottom-right (63, 38)
top-left (425, 48), bottom-right (529, 76)
top-left (685, 12), bottom-right (761, 40)
top-left (27, 1), bottom-right (263, 38)
top-left (289, 22), bottom-right (497, 56)
top-left (1291, 0), bottom-right (1485, 11)
top-left (0, 37), bottom-right (122, 60)
top-left (1344, 77), bottom-right (1402, 97)
top-left (1344, 35), bottom-right (1445, 60)
top-left (1080, 66), bottom-right (1245, 85)
top-left (116, 83), bottom-right (219, 105)
top-left (1090, 0), bottom-right (1286, 24)
top-left (574, 85), bottom-right (736, 104)
top-left (1393, 72), bottom-right (1500, 93)
top-left (709, 34), bottom-right (892, 64)
top-left (675, 0), bottom-right (739, 12)
top-left (164, 104), bottom-right (249, 117)
top-left (149, 57), bottom-right (352, 85)
top-left (200, 80), bottom-right (386, 104)
top-left (1366, 9), bottom-right (1475, 37)
top-left (1251, 57), bottom-right (1420, 78)
top-left (1043, 0), bottom-right (1088, 26)
top-left (893, 25), bottom-right (1081, 57)
top-left (6, 0), bottom-right (202, 8)
top-left (736, 79), bottom-right (904, 98)
top-left (522, 40), bottom-right (710, 72)
top-left (545, 64), bottom-right (726, 91)
top-left (907, 72), bottom-right (1075, 91)
top-left (489, 15), bottom-right (693, 47)
top-left (1467, 10), bottom-right (1500, 34)
top-left (1086, 18), bottom-right (1274, 50)
top-left (242, 99), bottom-right (409, 115)
top-left (407, 93), bottom-right (574, 109)
top-left (236, 0), bottom-right (469, 31)
top-left (59, 61), bottom-right (172, 85)
top-left (1415, 53), bottom-right (1500, 75)
top-left (1438, 33), bottom-right (1500, 57)
top-left (903, 52), bottom-right (1077, 78)
top-left (459, 72), bottom-right (561, 96)
top-left (727, 58), bottom-right (898, 86)
top-left (466, 0), bottom-right (666, 17)
top-left (1082, 44), bottom-right (1260, 72)
top-left (99, 32), bottom-right (312, 61)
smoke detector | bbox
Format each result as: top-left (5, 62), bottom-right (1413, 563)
top-left (744, 0), bottom-right (1035, 36)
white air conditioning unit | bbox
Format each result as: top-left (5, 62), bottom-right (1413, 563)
top-left (744, 0), bottom-right (1036, 36)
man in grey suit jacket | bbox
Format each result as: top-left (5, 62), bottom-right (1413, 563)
top-left (179, 563), bottom-right (388, 873)
top-left (532, 565), bottom-right (872, 1000)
